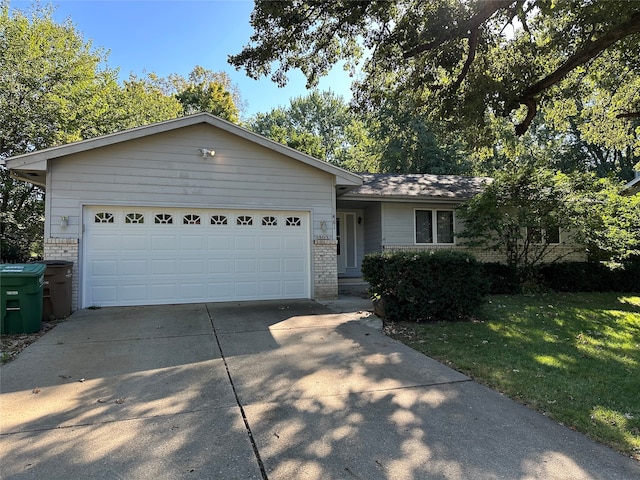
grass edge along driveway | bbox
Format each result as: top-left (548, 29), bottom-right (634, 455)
top-left (386, 292), bottom-right (640, 460)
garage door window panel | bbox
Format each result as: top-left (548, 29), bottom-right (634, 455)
top-left (183, 214), bottom-right (201, 225)
top-left (211, 215), bottom-right (227, 225)
top-left (125, 213), bottom-right (144, 224)
top-left (262, 216), bottom-right (278, 226)
top-left (95, 212), bottom-right (115, 223)
top-left (155, 213), bottom-right (173, 224)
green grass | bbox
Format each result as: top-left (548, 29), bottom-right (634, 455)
top-left (386, 292), bottom-right (640, 460)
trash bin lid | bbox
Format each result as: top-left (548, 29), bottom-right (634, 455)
top-left (35, 260), bottom-right (73, 267)
top-left (0, 263), bottom-right (47, 277)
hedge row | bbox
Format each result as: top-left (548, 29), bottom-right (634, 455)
top-left (361, 250), bottom-right (488, 322)
top-left (538, 258), bottom-right (640, 293)
top-left (481, 263), bottom-right (522, 294)
top-left (482, 258), bottom-right (640, 294)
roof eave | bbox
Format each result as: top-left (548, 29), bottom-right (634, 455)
top-left (624, 175), bottom-right (640, 191)
top-left (339, 194), bottom-right (473, 203)
top-left (10, 169), bottom-right (46, 188)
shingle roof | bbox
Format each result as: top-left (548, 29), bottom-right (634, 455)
top-left (344, 173), bottom-right (492, 199)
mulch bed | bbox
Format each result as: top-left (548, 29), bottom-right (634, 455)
top-left (1, 319), bottom-right (63, 364)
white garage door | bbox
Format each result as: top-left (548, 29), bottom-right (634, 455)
top-left (82, 206), bottom-right (310, 307)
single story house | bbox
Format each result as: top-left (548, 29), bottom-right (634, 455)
top-left (5, 113), bottom-right (577, 311)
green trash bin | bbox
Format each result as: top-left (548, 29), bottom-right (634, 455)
top-left (0, 263), bottom-right (46, 334)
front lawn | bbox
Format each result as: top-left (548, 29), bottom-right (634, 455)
top-left (386, 292), bottom-right (640, 460)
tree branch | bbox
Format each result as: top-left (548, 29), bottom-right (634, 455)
top-left (515, 97), bottom-right (537, 136)
top-left (451, 28), bottom-right (480, 91)
top-left (402, 0), bottom-right (514, 59)
top-left (615, 112), bottom-right (640, 119)
top-left (515, 10), bottom-right (640, 135)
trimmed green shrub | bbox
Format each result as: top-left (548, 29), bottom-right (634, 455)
top-left (481, 262), bottom-right (521, 294)
top-left (538, 262), bottom-right (615, 292)
top-left (619, 256), bottom-right (640, 292)
top-left (538, 259), bottom-right (640, 293)
top-left (362, 250), bottom-right (488, 322)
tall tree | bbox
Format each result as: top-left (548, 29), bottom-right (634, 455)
top-left (248, 90), bottom-right (379, 171)
top-left (175, 81), bottom-right (239, 122)
top-left (168, 66), bottom-right (246, 116)
top-left (0, 4), bottom-right (182, 261)
top-left (230, 1), bottom-right (640, 139)
top-left (457, 163), bottom-right (640, 280)
top-left (160, 66), bottom-right (243, 122)
top-left (249, 105), bottom-right (326, 159)
top-left (373, 95), bottom-right (473, 174)
top-left (1, 3), bottom-right (107, 261)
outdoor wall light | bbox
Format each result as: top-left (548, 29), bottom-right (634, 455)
top-left (60, 216), bottom-right (68, 227)
top-left (358, 216), bottom-right (363, 225)
top-left (199, 148), bottom-right (216, 158)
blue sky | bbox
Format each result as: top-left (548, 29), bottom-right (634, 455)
top-left (9, 0), bottom-right (356, 118)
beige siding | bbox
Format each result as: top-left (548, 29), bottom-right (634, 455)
top-left (47, 124), bottom-right (335, 239)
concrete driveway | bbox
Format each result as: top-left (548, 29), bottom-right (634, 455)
top-left (1, 300), bottom-right (638, 479)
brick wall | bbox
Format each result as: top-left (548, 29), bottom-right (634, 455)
top-left (313, 239), bottom-right (338, 299)
top-left (44, 238), bottom-right (79, 312)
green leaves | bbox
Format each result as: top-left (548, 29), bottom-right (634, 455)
top-left (362, 250), bottom-right (489, 322)
top-left (457, 164), bottom-right (640, 279)
top-left (231, 1), bottom-right (640, 138)
top-left (247, 90), bottom-right (378, 169)
top-left (167, 67), bottom-right (244, 121)
top-left (0, 6), bottom-right (225, 260)
top-left (176, 82), bottom-right (239, 122)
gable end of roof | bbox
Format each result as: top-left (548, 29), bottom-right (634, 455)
top-left (4, 113), bottom-right (362, 187)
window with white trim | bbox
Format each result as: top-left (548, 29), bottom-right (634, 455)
top-left (527, 224), bottom-right (560, 244)
top-left (415, 210), bottom-right (454, 244)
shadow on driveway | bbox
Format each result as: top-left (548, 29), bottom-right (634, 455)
top-left (1, 300), bottom-right (638, 479)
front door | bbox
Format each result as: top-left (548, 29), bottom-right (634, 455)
top-left (336, 212), bottom-right (356, 276)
